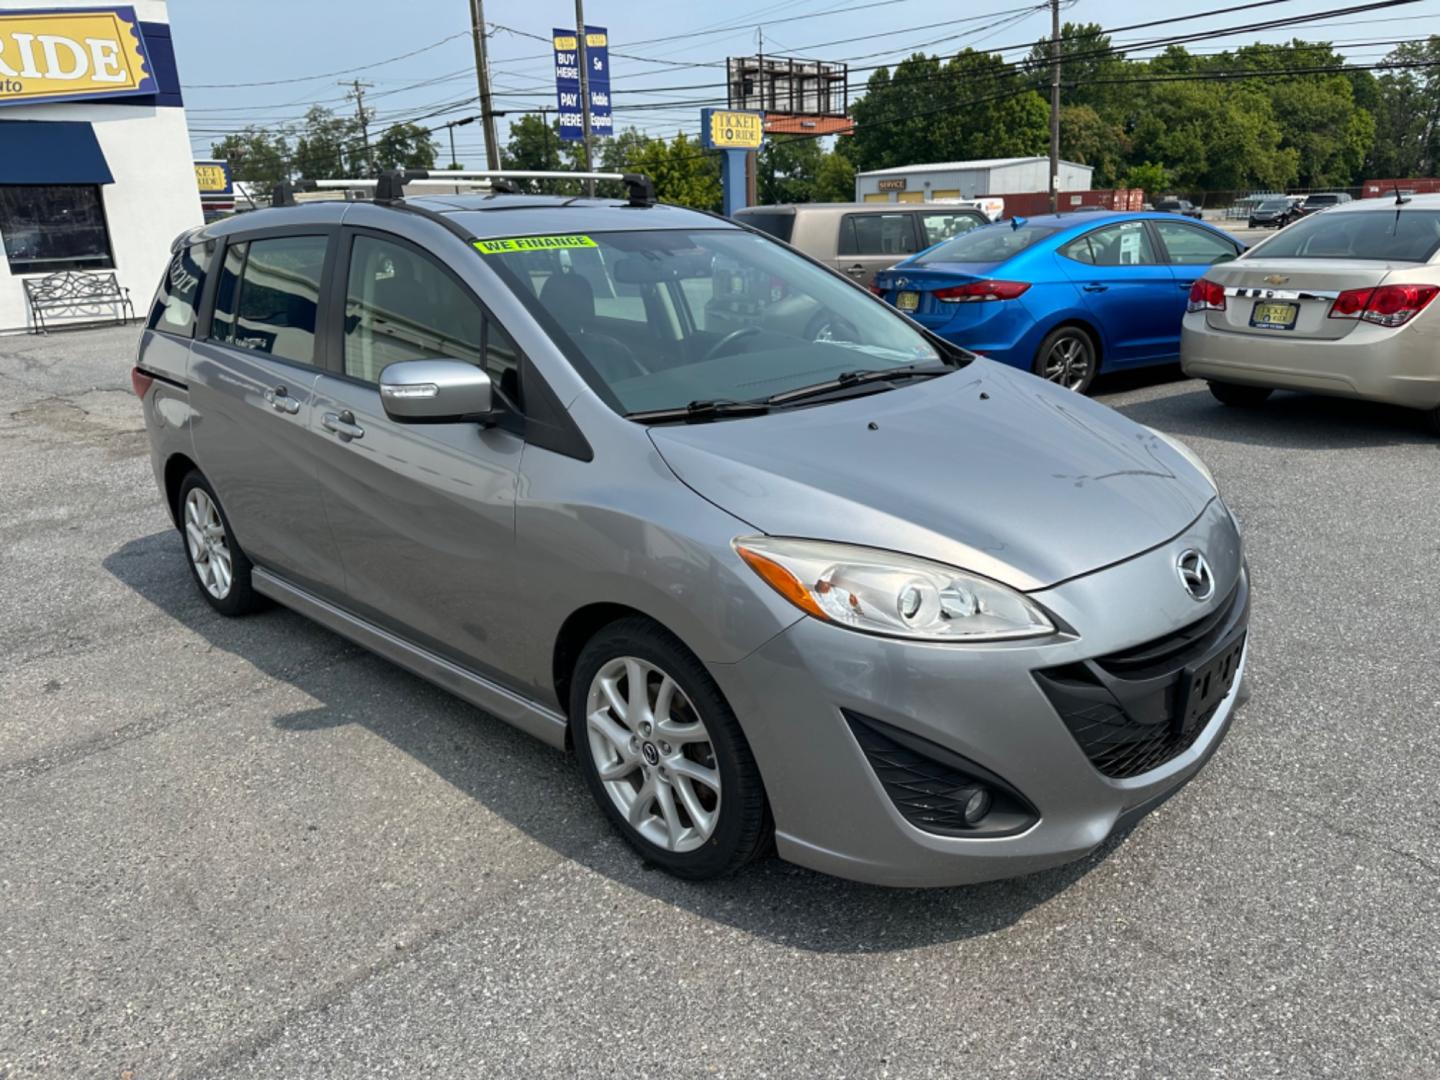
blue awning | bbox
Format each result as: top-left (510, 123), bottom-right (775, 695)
top-left (0, 121), bottom-right (114, 185)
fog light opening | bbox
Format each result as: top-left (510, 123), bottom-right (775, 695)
top-left (960, 785), bottom-right (993, 825)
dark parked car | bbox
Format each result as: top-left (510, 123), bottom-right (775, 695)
top-left (1247, 199), bottom-right (1296, 228)
top-left (1155, 198), bottom-right (1203, 219)
top-left (1294, 192), bottom-right (1352, 216)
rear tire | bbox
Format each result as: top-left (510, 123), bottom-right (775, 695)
top-left (1208, 381), bottom-right (1273, 408)
top-left (177, 470), bottom-right (264, 616)
top-left (1032, 325), bottom-right (1098, 394)
top-left (569, 617), bottom-right (771, 880)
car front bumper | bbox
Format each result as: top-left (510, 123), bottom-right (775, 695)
top-left (1181, 315), bottom-right (1440, 409)
top-left (709, 499), bottom-right (1249, 887)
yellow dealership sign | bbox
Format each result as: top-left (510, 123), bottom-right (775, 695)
top-left (701, 109), bottom-right (764, 150)
top-left (0, 7), bottom-right (155, 107)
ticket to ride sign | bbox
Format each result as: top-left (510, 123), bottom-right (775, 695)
top-left (0, 7), bottom-right (155, 107)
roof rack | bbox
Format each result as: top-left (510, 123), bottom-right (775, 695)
top-left (332, 168), bottom-right (657, 207)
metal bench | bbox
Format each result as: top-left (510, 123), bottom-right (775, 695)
top-left (22, 270), bottom-right (136, 334)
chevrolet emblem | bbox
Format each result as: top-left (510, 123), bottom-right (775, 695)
top-left (1263, 274), bottom-right (1289, 285)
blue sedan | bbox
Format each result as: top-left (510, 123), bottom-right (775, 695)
top-left (870, 211), bottom-right (1245, 393)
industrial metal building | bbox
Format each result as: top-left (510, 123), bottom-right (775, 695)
top-left (855, 157), bottom-right (1094, 203)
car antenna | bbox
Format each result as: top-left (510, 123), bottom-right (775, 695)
top-left (1394, 184), bottom-right (1411, 206)
top-left (1010, 215), bottom-right (1026, 231)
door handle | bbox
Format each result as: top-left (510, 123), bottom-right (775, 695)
top-left (263, 385), bottom-right (300, 415)
top-left (322, 410), bottom-right (365, 441)
top-left (844, 264), bottom-right (866, 276)
top-left (1082, 283), bottom-right (1108, 293)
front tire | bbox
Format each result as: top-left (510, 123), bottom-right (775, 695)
top-left (177, 470), bottom-right (263, 616)
top-left (1033, 325), bottom-right (1098, 394)
top-left (569, 617), bottom-right (771, 880)
top-left (1208, 381), bottom-right (1273, 408)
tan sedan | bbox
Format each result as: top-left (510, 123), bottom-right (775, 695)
top-left (1180, 195), bottom-right (1440, 433)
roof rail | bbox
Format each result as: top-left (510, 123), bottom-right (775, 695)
top-left (339, 168), bottom-right (657, 207)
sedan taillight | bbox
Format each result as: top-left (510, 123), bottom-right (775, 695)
top-left (1187, 278), bottom-right (1226, 312)
top-left (1329, 283), bottom-right (1438, 327)
top-left (932, 280), bottom-right (1030, 303)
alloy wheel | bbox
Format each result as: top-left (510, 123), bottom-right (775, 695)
top-left (1041, 334), bottom-right (1093, 391)
top-left (585, 656), bottom-right (721, 853)
top-left (184, 488), bottom-right (233, 599)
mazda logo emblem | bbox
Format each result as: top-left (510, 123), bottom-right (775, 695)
top-left (1177, 549), bottom-right (1214, 601)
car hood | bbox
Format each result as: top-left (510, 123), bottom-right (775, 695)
top-left (648, 359), bottom-right (1216, 591)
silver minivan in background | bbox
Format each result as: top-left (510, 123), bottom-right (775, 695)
top-left (134, 175), bottom-right (1249, 887)
top-left (734, 202), bottom-right (987, 286)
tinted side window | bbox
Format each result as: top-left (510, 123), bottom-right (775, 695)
top-left (220, 235), bottom-right (327, 365)
top-left (344, 234), bottom-right (520, 402)
top-left (1153, 221), bottom-right (1238, 266)
top-left (840, 213), bottom-right (916, 257)
top-left (1086, 222), bottom-right (1159, 266)
top-left (735, 211), bottom-right (794, 243)
top-left (209, 240), bottom-right (246, 345)
top-left (148, 243), bottom-right (212, 337)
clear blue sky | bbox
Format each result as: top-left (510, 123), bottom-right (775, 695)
top-left (171, 0), bottom-right (1440, 165)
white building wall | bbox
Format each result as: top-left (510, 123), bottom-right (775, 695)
top-left (854, 158), bottom-right (1094, 202)
top-left (0, 0), bottom-right (202, 332)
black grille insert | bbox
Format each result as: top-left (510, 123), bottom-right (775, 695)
top-left (1035, 575), bottom-right (1249, 780)
top-left (843, 711), bottom-right (1039, 837)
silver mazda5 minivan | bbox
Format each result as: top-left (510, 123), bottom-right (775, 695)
top-left (133, 174), bottom-right (1249, 887)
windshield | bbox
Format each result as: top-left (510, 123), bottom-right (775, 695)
top-left (477, 228), bottom-right (944, 415)
top-left (1257, 201), bottom-right (1288, 211)
top-left (1250, 210), bottom-right (1440, 261)
top-left (913, 221), bottom-right (1061, 265)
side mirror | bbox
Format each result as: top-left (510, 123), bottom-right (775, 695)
top-left (379, 359), bottom-right (494, 424)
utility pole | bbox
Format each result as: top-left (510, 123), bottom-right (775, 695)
top-left (1048, 0), bottom-right (1061, 213)
top-left (342, 79), bottom-right (375, 175)
top-left (540, 106), bottom-right (554, 168)
top-left (470, 0), bottom-right (501, 169)
top-left (576, 0), bottom-right (595, 196)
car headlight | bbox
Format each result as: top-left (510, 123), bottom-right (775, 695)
top-left (1148, 427), bottom-right (1217, 491)
top-left (734, 537), bottom-right (1054, 642)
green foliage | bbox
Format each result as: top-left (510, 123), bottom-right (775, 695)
top-left (756, 135), bottom-right (824, 204)
top-left (210, 128), bottom-right (289, 189)
top-left (626, 131), bottom-right (722, 210)
top-left (292, 106), bottom-right (359, 180)
top-left (813, 147), bottom-right (856, 202)
top-left (1121, 161), bottom-right (1170, 195)
top-left (373, 122), bottom-right (437, 171)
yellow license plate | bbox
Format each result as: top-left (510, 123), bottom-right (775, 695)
top-left (896, 291), bottom-right (919, 311)
top-left (1250, 301), bottom-right (1298, 329)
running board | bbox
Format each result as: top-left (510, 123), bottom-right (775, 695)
top-left (252, 569), bottom-right (569, 749)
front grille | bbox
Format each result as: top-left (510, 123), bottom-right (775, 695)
top-left (1035, 575), bottom-right (1249, 780)
top-left (843, 712), bottom-right (1038, 837)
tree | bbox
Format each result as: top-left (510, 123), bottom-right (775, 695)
top-left (756, 135), bottom-right (824, 204)
top-left (626, 132), bottom-right (721, 210)
top-left (1120, 160), bottom-right (1170, 197)
top-left (1370, 37), bottom-right (1440, 177)
top-left (210, 128), bottom-right (290, 189)
top-left (373, 122), bottom-right (437, 171)
top-left (292, 106), bottom-right (358, 180)
top-left (1060, 104), bottom-right (1129, 186)
top-left (848, 50), bottom-right (1048, 173)
top-left (813, 146), bottom-right (856, 201)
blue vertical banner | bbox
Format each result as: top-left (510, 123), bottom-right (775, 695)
top-left (553, 25), bottom-right (612, 142)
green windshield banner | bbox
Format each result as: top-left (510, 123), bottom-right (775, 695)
top-left (473, 235), bottom-right (598, 254)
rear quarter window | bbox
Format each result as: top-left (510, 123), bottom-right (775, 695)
top-left (147, 243), bottom-right (212, 337)
top-left (734, 211), bottom-right (794, 244)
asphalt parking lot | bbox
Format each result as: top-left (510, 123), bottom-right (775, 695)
top-left (3, 324), bottom-right (1438, 1080)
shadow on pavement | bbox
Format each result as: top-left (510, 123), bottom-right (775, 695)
top-left (103, 529), bottom-right (1131, 955)
top-left (1102, 377), bottom-right (1437, 450)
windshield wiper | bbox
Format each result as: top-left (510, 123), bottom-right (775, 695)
top-left (765, 361), bottom-right (954, 407)
top-left (625, 398), bottom-right (772, 424)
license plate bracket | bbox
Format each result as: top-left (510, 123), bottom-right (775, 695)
top-left (1175, 630), bottom-right (1246, 735)
top-left (896, 291), bottom-right (919, 312)
top-left (1249, 300), bottom-right (1298, 330)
